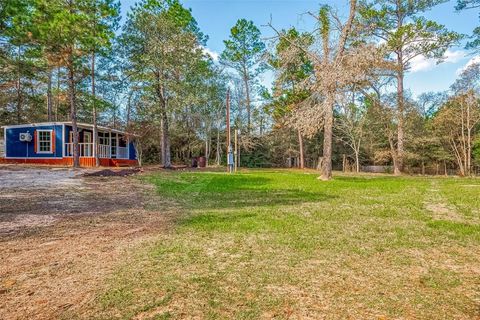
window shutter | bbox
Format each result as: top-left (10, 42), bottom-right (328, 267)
top-left (51, 130), bottom-right (56, 153)
top-left (33, 130), bottom-right (37, 153)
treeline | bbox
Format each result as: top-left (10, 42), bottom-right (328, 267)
top-left (1, 0), bottom-right (479, 177)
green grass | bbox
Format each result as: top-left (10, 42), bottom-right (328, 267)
top-left (88, 170), bottom-right (480, 319)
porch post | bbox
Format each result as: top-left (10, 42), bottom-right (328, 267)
top-left (116, 133), bottom-right (119, 158)
top-left (93, 127), bottom-right (97, 159)
top-left (62, 124), bottom-right (65, 158)
top-left (109, 131), bottom-right (112, 158)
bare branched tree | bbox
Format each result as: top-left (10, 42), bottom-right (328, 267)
top-left (268, 0), bottom-right (386, 180)
top-left (335, 90), bottom-right (368, 172)
top-left (434, 90), bottom-right (480, 176)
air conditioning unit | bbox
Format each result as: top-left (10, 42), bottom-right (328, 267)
top-left (19, 132), bottom-right (32, 142)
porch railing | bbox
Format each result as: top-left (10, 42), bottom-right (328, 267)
top-left (66, 143), bottom-right (93, 157)
top-left (98, 144), bottom-right (111, 158)
top-left (65, 143), bottom-right (128, 159)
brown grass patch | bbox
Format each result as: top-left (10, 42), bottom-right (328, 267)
top-left (0, 166), bottom-right (177, 319)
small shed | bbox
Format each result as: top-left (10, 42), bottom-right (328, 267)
top-left (1, 122), bottom-right (138, 167)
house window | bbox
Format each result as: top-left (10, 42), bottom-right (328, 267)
top-left (37, 130), bottom-right (52, 153)
top-left (99, 132), bottom-right (110, 145)
top-left (69, 131), bottom-right (78, 143)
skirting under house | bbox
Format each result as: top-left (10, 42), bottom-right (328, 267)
top-left (1, 122), bottom-right (138, 167)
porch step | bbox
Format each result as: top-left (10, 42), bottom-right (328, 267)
top-left (117, 163), bottom-right (131, 167)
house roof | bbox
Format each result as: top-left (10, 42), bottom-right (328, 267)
top-left (1, 122), bottom-right (136, 136)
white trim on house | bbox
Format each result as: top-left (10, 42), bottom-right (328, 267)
top-left (1, 122), bottom-right (63, 129)
top-left (62, 124), bottom-right (65, 158)
top-left (1, 122), bottom-right (136, 136)
top-left (109, 132), bottom-right (112, 158)
top-left (36, 129), bottom-right (54, 154)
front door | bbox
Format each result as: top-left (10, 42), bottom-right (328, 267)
top-left (111, 134), bottom-right (117, 158)
top-left (84, 132), bottom-right (92, 143)
top-left (84, 132), bottom-right (92, 157)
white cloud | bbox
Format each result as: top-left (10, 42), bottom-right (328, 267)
top-left (444, 49), bottom-right (466, 63)
top-left (456, 55), bottom-right (480, 75)
top-left (202, 46), bottom-right (220, 61)
top-left (409, 55), bottom-right (434, 72)
top-left (409, 49), bottom-right (466, 73)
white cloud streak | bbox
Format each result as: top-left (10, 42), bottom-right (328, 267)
top-left (456, 55), bottom-right (480, 75)
top-left (202, 46), bottom-right (220, 61)
top-left (409, 49), bottom-right (466, 73)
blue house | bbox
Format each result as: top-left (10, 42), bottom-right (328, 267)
top-left (1, 122), bottom-right (138, 167)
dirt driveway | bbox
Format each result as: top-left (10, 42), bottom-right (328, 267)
top-left (0, 165), bottom-right (173, 319)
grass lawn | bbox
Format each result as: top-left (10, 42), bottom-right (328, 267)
top-left (87, 170), bottom-right (480, 319)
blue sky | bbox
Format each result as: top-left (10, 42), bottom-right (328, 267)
top-left (119, 0), bottom-right (479, 97)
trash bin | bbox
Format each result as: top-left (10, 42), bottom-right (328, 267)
top-left (191, 157), bottom-right (198, 168)
top-left (198, 156), bottom-right (206, 168)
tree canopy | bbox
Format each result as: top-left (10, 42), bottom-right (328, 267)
top-left (1, 0), bottom-right (479, 176)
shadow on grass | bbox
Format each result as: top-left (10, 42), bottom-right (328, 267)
top-left (146, 172), bottom-right (335, 211)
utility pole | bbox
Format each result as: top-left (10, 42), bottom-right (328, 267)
top-left (226, 89), bottom-right (233, 173)
top-left (226, 89), bottom-right (230, 147)
top-left (234, 128), bottom-right (238, 172)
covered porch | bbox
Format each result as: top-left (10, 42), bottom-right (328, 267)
top-left (64, 125), bottom-right (131, 160)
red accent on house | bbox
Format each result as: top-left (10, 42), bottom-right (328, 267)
top-left (0, 157), bottom-right (138, 167)
top-left (33, 130), bottom-right (37, 153)
top-left (52, 130), bottom-right (56, 153)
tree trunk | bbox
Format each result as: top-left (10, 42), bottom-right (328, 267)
top-left (16, 46), bottom-right (22, 123)
top-left (55, 67), bottom-right (60, 121)
top-left (243, 70), bottom-right (251, 134)
top-left (298, 129), bottom-right (305, 169)
top-left (160, 113), bottom-right (171, 168)
top-left (92, 51), bottom-right (99, 167)
top-left (205, 133), bottom-right (209, 167)
top-left (216, 127), bottom-right (221, 166)
top-left (460, 103), bottom-right (468, 175)
top-left (451, 139), bottom-right (466, 176)
top-left (237, 134), bottom-right (241, 168)
top-left (395, 62), bottom-right (405, 176)
top-left (158, 129), bottom-right (163, 164)
top-left (355, 151), bottom-right (360, 173)
top-left (321, 96), bottom-right (334, 180)
top-left (154, 72), bottom-right (171, 168)
top-left (126, 91), bottom-right (132, 128)
top-left (466, 103), bottom-right (472, 176)
top-left (159, 92), bottom-right (171, 168)
top-left (317, 157), bottom-right (323, 171)
top-left (47, 69), bottom-right (53, 121)
top-left (68, 52), bottom-right (79, 168)
top-left (259, 115), bottom-right (263, 135)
